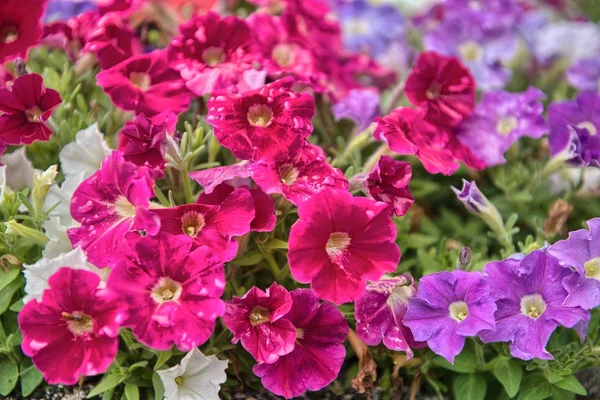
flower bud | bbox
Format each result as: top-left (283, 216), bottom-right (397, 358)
top-left (457, 246), bottom-right (472, 270)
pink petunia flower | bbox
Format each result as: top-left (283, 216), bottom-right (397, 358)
top-left (249, 142), bottom-right (348, 206)
top-left (42, 12), bottom-right (98, 61)
top-left (107, 233), bottom-right (226, 351)
top-left (85, 14), bottom-right (143, 69)
top-left (68, 151), bottom-right (160, 268)
top-left (223, 282), bottom-right (296, 364)
top-left (0, 0), bottom-right (47, 63)
top-left (19, 268), bottom-right (125, 385)
top-left (355, 275), bottom-right (420, 356)
top-left (405, 51), bottom-right (476, 128)
top-left (154, 188), bottom-right (255, 262)
top-left (197, 183), bottom-right (277, 233)
top-left (167, 11), bottom-right (254, 96)
top-left (189, 162), bottom-right (252, 194)
top-left (349, 155), bottom-right (414, 217)
top-left (0, 73), bottom-right (62, 145)
top-left (288, 188), bottom-right (400, 304)
top-left (253, 289), bottom-right (348, 399)
top-left (118, 111), bottom-right (177, 177)
top-left (98, 50), bottom-right (192, 116)
top-left (207, 77), bottom-right (315, 162)
top-left (375, 107), bottom-right (485, 175)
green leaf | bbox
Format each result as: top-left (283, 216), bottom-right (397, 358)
top-left (433, 350), bottom-right (477, 373)
top-left (0, 358), bottom-right (19, 396)
top-left (87, 374), bottom-right (125, 398)
top-left (154, 350), bottom-right (172, 370)
top-left (152, 372), bottom-right (165, 400)
top-left (9, 299), bottom-right (24, 312)
top-left (518, 375), bottom-right (553, 400)
top-left (453, 374), bottom-right (486, 400)
top-left (20, 358), bottom-right (43, 397)
top-left (265, 239), bottom-right (289, 250)
top-left (0, 276), bottom-right (24, 314)
top-left (124, 384), bottom-right (140, 400)
top-left (493, 358), bottom-right (522, 398)
top-left (553, 375), bottom-right (586, 396)
top-left (0, 268), bottom-right (20, 292)
top-left (233, 250), bottom-right (264, 266)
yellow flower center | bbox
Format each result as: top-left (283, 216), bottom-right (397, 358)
top-left (62, 311), bottom-right (94, 336)
top-left (25, 106), bottom-right (43, 123)
top-left (496, 116), bottom-right (518, 136)
top-left (130, 72), bottom-right (152, 91)
top-left (175, 376), bottom-right (184, 386)
top-left (151, 277), bottom-right (183, 304)
top-left (279, 163), bottom-right (299, 186)
top-left (201, 46), bottom-right (225, 66)
top-left (114, 196), bottom-right (136, 218)
top-left (426, 82), bottom-right (442, 100)
top-left (449, 301), bottom-right (469, 322)
top-left (520, 293), bottom-right (546, 319)
top-left (459, 40), bottom-right (484, 62)
top-left (584, 257), bottom-right (600, 280)
top-left (345, 18), bottom-right (369, 36)
top-left (0, 26), bottom-right (18, 44)
top-left (249, 306), bottom-right (271, 326)
top-left (247, 104), bottom-right (274, 127)
top-left (181, 211), bottom-right (206, 238)
top-left (272, 44), bottom-right (294, 67)
top-left (326, 232), bottom-right (351, 259)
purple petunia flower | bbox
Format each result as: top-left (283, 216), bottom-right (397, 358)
top-left (548, 218), bottom-right (600, 310)
top-left (332, 88), bottom-right (380, 132)
top-left (355, 275), bottom-right (420, 357)
top-left (403, 270), bottom-right (496, 363)
top-left (44, 0), bottom-right (97, 24)
top-left (424, 15), bottom-right (519, 90)
top-left (480, 250), bottom-right (590, 360)
top-left (335, 1), bottom-right (405, 58)
top-left (548, 92), bottom-right (600, 168)
top-left (567, 57), bottom-right (600, 93)
top-left (457, 87), bottom-right (547, 166)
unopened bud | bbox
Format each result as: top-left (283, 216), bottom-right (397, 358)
top-left (457, 247), bottom-right (472, 270)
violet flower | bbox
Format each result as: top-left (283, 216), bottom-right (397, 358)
top-left (403, 270), bottom-right (496, 363)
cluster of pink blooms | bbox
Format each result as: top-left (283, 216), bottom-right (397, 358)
top-left (4, 0), bottom-right (597, 398)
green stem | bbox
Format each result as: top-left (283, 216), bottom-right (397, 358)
top-left (474, 342), bottom-right (486, 369)
top-left (331, 124), bottom-right (375, 168)
top-left (180, 168), bottom-right (193, 204)
top-left (362, 143), bottom-right (390, 172)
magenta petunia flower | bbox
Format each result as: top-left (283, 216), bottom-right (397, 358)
top-left (0, 0), bottom-right (47, 63)
top-left (118, 111), bottom-right (177, 177)
top-left (188, 162), bottom-right (252, 194)
top-left (457, 87), bottom-right (548, 167)
top-left (154, 188), bottom-right (255, 262)
top-left (107, 233), bottom-right (226, 351)
top-left (223, 283), bottom-right (296, 364)
top-left (479, 250), bottom-right (590, 360)
top-left (288, 188), bottom-right (400, 305)
top-left (405, 51), bottom-right (476, 128)
top-left (197, 183), bottom-right (277, 233)
top-left (0, 73), bottom-right (62, 145)
top-left (355, 275), bottom-right (420, 356)
top-left (68, 151), bottom-right (160, 268)
top-left (98, 50), bottom-right (193, 116)
top-left (253, 289), bottom-right (348, 399)
top-left (167, 11), bottom-right (253, 96)
top-left (19, 268), bottom-right (125, 385)
top-left (42, 11), bottom-right (97, 61)
top-left (207, 77), bottom-right (316, 162)
top-left (548, 218), bottom-right (600, 310)
top-left (350, 155), bottom-right (414, 217)
top-left (403, 270), bottom-right (497, 363)
top-left (249, 142), bottom-right (348, 206)
top-left (85, 14), bottom-right (143, 70)
top-left (375, 107), bottom-right (485, 175)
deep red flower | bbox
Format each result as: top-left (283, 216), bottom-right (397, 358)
top-left (98, 50), bottom-right (191, 116)
top-left (85, 14), bottom-right (143, 70)
top-left (405, 51), bottom-right (476, 128)
top-left (0, 73), bottom-right (62, 145)
top-left (118, 111), bottom-right (177, 177)
top-left (0, 0), bottom-right (48, 63)
top-left (207, 77), bottom-right (315, 162)
top-left (167, 11), bottom-right (254, 96)
top-left (375, 107), bottom-right (484, 175)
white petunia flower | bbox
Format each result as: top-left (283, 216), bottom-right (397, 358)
top-left (41, 217), bottom-right (78, 258)
top-left (0, 148), bottom-right (34, 191)
top-left (534, 22), bottom-right (600, 63)
top-left (157, 348), bottom-right (228, 400)
top-left (59, 123), bottom-right (111, 179)
top-left (44, 171), bottom-right (85, 227)
top-left (23, 247), bottom-right (88, 303)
